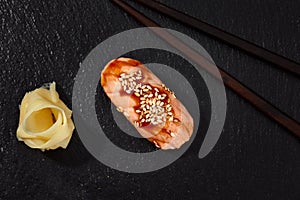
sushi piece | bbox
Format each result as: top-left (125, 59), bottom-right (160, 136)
top-left (101, 57), bottom-right (194, 149)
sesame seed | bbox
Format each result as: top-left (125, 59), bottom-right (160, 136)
top-left (117, 107), bottom-right (124, 112)
top-left (134, 121), bottom-right (139, 127)
top-left (170, 132), bottom-right (175, 137)
top-left (119, 72), bottom-right (176, 126)
top-left (123, 112), bottom-right (129, 117)
top-left (153, 141), bottom-right (160, 148)
top-left (118, 70), bottom-right (144, 93)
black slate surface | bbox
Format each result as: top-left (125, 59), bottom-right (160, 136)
top-left (1, 0), bottom-right (300, 199)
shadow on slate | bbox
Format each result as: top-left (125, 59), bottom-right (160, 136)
top-left (43, 131), bottom-right (92, 167)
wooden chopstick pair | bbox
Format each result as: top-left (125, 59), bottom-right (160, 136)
top-left (111, 0), bottom-right (300, 138)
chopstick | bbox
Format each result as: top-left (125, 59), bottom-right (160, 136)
top-left (132, 0), bottom-right (300, 77)
top-left (111, 0), bottom-right (300, 138)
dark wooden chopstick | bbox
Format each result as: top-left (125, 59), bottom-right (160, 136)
top-left (111, 0), bottom-right (300, 138)
top-left (131, 0), bottom-right (300, 77)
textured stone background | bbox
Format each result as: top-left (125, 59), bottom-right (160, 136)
top-left (0, 0), bottom-right (299, 199)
